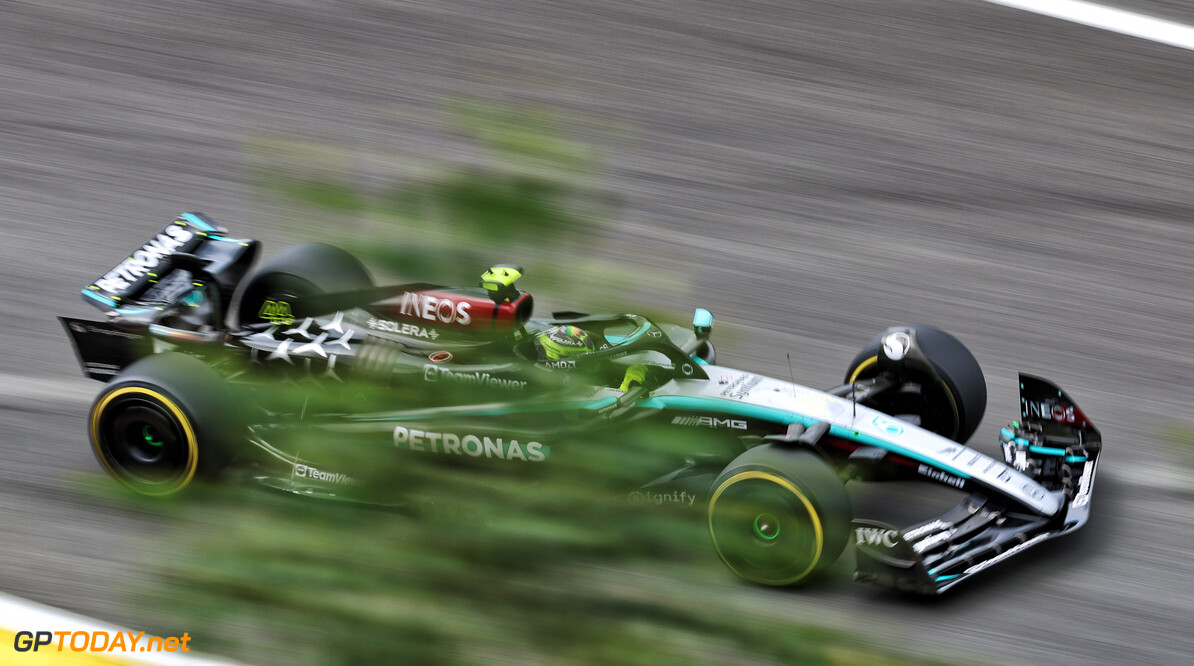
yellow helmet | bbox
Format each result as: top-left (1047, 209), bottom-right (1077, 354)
top-left (535, 325), bottom-right (596, 361)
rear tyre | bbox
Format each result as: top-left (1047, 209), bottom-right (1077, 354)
top-left (844, 324), bottom-right (987, 443)
top-left (709, 446), bottom-right (850, 586)
top-left (233, 243), bottom-right (373, 327)
top-left (89, 353), bottom-right (236, 495)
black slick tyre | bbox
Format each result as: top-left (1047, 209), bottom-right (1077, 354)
top-left (89, 353), bottom-right (235, 495)
top-left (844, 324), bottom-right (987, 444)
top-left (708, 445), bottom-right (850, 586)
top-left (233, 243), bottom-right (373, 327)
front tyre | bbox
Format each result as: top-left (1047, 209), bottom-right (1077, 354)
top-left (89, 353), bottom-right (235, 495)
top-left (709, 446), bottom-right (850, 586)
top-left (844, 324), bottom-right (987, 444)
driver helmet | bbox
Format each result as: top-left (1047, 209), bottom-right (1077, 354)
top-left (535, 325), bottom-right (596, 362)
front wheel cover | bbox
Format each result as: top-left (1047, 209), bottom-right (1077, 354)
top-left (90, 385), bottom-right (200, 496)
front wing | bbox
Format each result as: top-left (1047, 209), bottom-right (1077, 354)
top-left (852, 374), bottom-right (1102, 594)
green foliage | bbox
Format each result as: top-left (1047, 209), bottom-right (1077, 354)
top-left (445, 100), bottom-right (595, 175)
top-left (278, 180), bottom-right (370, 214)
top-left (1161, 426), bottom-right (1194, 497)
top-left (122, 430), bottom-right (928, 666)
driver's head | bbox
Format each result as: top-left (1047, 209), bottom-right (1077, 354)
top-left (535, 325), bottom-right (596, 361)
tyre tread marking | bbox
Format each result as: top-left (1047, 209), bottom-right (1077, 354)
top-left (708, 470), bottom-right (825, 585)
top-left (89, 387), bottom-right (199, 495)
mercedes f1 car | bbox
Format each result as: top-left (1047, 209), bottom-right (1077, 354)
top-left (60, 213), bottom-right (1103, 594)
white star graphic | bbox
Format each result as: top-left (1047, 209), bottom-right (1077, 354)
top-left (321, 311), bottom-right (345, 334)
top-left (284, 318), bottom-right (315, 340)
top-left (295, 333), bottom-right (329, 358)
top-left (267, 338), bottom-right (294, 364)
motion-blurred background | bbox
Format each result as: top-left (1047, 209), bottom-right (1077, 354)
top-left (2, 1), bottom-right (1194, 664)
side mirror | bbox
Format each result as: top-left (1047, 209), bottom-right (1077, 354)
top-left (693, 308), bottom-right (714, 338)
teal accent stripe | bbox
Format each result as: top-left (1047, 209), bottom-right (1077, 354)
top-left (1029, 445), bottom-right (1067, 456)
top-left (180, 212), bottom-right (216, 231)
top-left (206, 234), bottom-right (250, 244)
top-left (636, 395), bottom-right (972, 479)
top-left (82, 289), bottom-right (116, 307)
top-left (935, 574), bottom-right (961, 582)
top-left (583, 396), bottom-right (618, 410)
top-left (692, 355), bottom-right (708, 366)
top-left (638, 395), bottom-right (808, 425)
top-left (1000, 428), bottom-right (1014, 439)
top-left (1065, 455), bottom-right (1088, 463)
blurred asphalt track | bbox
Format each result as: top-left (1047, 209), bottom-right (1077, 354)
top-left (2, 1), bottom-right (1194, 663)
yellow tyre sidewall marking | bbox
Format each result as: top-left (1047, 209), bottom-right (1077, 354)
top-left (708, 470), bottom-right (825, 585)
top-left (847, 355), bottom-right (879, 384)
top-left (847, 355), bottom-right (962, 439)
top-left (89, 387), bottom-right (198, 496)
top-left (939, 381), bottom-right (960, 439)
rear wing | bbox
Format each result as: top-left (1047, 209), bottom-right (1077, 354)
top-left (65, 213), bottom-right (260, 381)
top-left (854, 374), bottom-right (1102, 594)
top-left (81, 212), bottom-right (258, 319)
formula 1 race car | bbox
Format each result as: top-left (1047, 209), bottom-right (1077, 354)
top-left (60, 213), bottom-right (1103, 594)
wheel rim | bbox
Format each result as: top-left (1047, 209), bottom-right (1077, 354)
top-left (753, 512), bottom-right (781, 540)
top-left (125, 419), bottom-right (170, 465)
top-left (90, 388), bottom-right (198, 495)
top-left (709, 471), bottom-right (824, 585)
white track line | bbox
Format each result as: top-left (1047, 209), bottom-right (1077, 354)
top-left (984, 0), bottom-right (1194, 50)
top-left (0, 375), bottom-right (95, 407)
